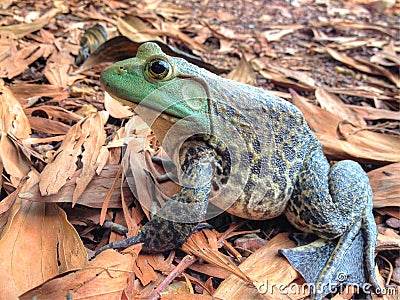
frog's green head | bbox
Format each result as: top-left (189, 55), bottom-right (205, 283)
top-left (100, 42), bottom-right (209, 119)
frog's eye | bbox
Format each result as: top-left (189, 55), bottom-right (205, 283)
top-left (145, 57), bottom-right (173, 81)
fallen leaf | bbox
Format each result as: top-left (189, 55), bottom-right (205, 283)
top-left (28, 116), bottom-right (71, 134)
top-left (368, 163), bottom-right (399, 208)
top-left (43, 50), bottom-right (74, 87)
top-left (0, 7), bottom-right (65, 38)
top-left (118, 16), bottom-right (162, 43)
top-left (182, 230), bottom-right (254, 285)
top-left (0, 81), bottom-right (31, 185)
top-left (19, 249), bottom-right (137, 300)
top-left (0, 44), bottom-right (54, 79)
top-left (24, 105), bottom-right (83, 122)
top-left (39, 111), bottom-right (109, 200)
top-left (326, 47), bottom-right (379, 75)
top-left (315, 88), bottom-right (366, 128)
top-left (213, 233), bottom-right (300, 300)
top-left (226, 52), bottom-right (257, 86)
top-left (262, 25), bottom-right (302, 42)
top-left (73, 111), bottom-right (108, 205)
top-left (0, 170), bottom-right (87, 300)
top-left (344, 105), bottom-right (400, 121)
top-left (290, 89), bottom-right (400, 164)
top-left (20, 165), bottom-right (132, 209)
top-left (104, 91), bottom-right (134, 119)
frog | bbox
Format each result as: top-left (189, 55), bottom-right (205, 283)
top-left (99, 42), bottom-right (381, 299)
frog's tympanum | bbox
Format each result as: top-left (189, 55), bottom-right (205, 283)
top-left (99, 42), bottom-right (381, 299)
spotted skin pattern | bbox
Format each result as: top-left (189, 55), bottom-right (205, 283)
top-left (99, 42), bottom-right (381, 299)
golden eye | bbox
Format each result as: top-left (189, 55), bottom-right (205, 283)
top-left (145, 57), bottom-right (173, 81)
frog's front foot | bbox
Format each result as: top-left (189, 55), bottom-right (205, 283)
top-left (96, 216), bottom-right (199, 255)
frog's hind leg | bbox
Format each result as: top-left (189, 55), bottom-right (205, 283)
top-left (362, 209), bottom-right (381, 292)
top-left (284, 150), bottom-right (380, 299)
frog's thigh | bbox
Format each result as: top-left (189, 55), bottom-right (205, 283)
top-left (285, 156), bottom-right (372, 239)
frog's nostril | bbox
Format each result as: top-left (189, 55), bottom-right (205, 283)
top-left (117, 66), bottom-right (127, 75)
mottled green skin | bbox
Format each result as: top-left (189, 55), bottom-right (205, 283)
top-left (99, 42), bottom-right (381, 299)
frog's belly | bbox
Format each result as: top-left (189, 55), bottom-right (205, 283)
top-left (209, 185), bottom-right (290, 221)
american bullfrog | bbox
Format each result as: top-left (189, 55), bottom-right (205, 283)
top-left (99, 42), bottom-right (381, 299)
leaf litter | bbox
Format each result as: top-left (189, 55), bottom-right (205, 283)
top-left (0, 0), bottom-right (399, 299)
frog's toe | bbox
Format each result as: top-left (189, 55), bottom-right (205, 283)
top-left (280, 228), bottom-right (366, 299)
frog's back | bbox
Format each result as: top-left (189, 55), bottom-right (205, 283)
top-left (196, 71), bottom-right (320, 220)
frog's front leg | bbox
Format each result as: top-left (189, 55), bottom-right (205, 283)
top-left (283, 147), bottom-right (381, 299)
top-left (96, 145), bottom-right (215, 254)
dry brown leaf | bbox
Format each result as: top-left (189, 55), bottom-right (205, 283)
top-left (344, 104), bottom-right (400, 121)
top-left (181, 230), bottom-right (254, 285)
top-left (10, 84), bottom-right (69, 106)
top-left (354, 55), bottom-right (400, 88)
top-left (188, 262), bottom-right (232, 279)
top-left (0, 81), bottom-right (31, 185)
top-left (0, 33), bottom-right (16, 61)
top-left (0, 44), bottom-right (54, 79)
top-left (73, 111), bottom-right (108, 205)
top-left (25, 105), bottom-right (83, 122)
top-left (162, 22), bottom-right (210, 52)
top-left (326, 47), bottom-right (379, 75)
top-left (155, 2), bottom-right (193, 20)
top-left (20, 165), bottom-right (131, 208)
top-left (377, 232), bottom-right (400, 251)
top-left (28, 116), bottom-right (71, 134)
top-left (368, 163), bottom-right (399, 208)
top-left (325, 86), bottom-right (395, 101)
top-left (0, 170), bottom-right (87, 300)
top-left (39, 111), bottom-right (108, 199)
top-left (262, 25), bottom-right (302, 42)
top-left (133, 254), bottom-right (171, 286)
top-left (226, 52), bottom-right (257, 86)
top-left (202, 20), bottom-right (252, 41)
top-left (290, 89), bottom-right (400, 164)
top-left (253, 59), bottom-right (316, 91)
top-left (213, 233), bottom-right (300, 300)
top-left (19, 249), bottom-right (137, 300)
top-left (162, 294), bottom-right (216, 300)
top-left (43, 50), bottom-right (74, 87)
top-left (118, 16), bottom-right (162, 43)
top-left (104, 91), bottom-right (134, 119)
top-left (315, 88), bottom-right (366, 128)
top-left (0, 7), bottom-right (65, 38)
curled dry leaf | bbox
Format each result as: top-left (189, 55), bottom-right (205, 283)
top-left (0, 44), bottom-right (54, 79)
top-left (43, 50), bottom-right (74, 87)
top-left (104, 91), bottom-right (134, 119)
top-left (262, 25), bottom-right (303, 42)
top-left (315, 88), bottom-right (366, 128)
top-left (28, 116), bottom-right (71, 135)
top-left (290, 89), bottom-right (400, 164)
top-left (181, 229), bottom-right (254, 286)
top-left (344, 104), bottom-right (400, 121)
top-left (368, 163), bottom-right (399, 208)
top-left (39, 111), bottom-right (109, 203)
top-left (213, 233), bottom-right (300, 300)
top-left (24, 105), bottom-right (83, 122)
top-left (0, 81), bottom-right (31, 185)
top-left (19, 249), bottom-right (137, 300)
top-left (0, 7), bottom-right (65, 38)
top-left (117, 16), bottom-right (162, 43)
top-left (0, 170), bottom-right (87, 300)
top-left (10, 84), bottom-right (69, 106)
top-left (20, 165), bottom-right (131, 209)
top-left (226, 52), bottom-right (257, 86)
top-left (325, 47), bottom-right (379, 75)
